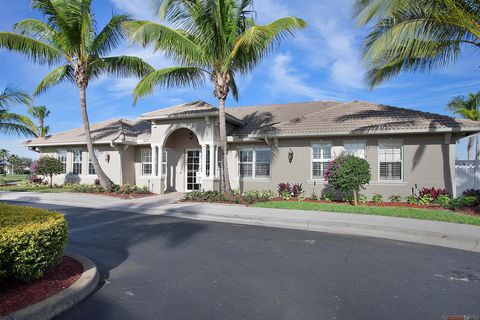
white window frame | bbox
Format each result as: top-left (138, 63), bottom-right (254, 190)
top-left (72, 149), bottom-right (82, 175)
top-left (311, 143), bottom-right (332, 180)
top-left (161, 149), bottom-right (167, 176)
top-left (57, 149), bottom-right (67, 174)
top-left (237, 147), bottom-right (271, 179)
top-left (88, 149), bottom-right (100, 175)
top-left (378, 140), bottom-right (404, 182)
top-left (141, 149), bottom-right (153, 176)
top-left (343, 141), bottom-right (366, 159)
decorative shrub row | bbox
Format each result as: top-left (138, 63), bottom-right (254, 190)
top-left (0, 203), bottom-right (68, 281)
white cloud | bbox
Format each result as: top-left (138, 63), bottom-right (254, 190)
top-left (110, 0), bottom-right (156, 20)
top-left (267, 53), bottom-right (341, 100)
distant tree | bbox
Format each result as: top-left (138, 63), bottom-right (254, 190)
top-left (0, 149), bottom-right (9, 175)
top-left (324, 154), bottom-right (371, 206)
top-left (19, 157), bottom-right (33, 173)
top-left (447, 91), bottom-right (480, 161)
top-left (28, 105), bottom-right (50, 137)
top-left (0, 86), bottom-right (36, 137)
top-left (37, 156), bottom-right (63, 188)
top-left (7, 154), bottom-right (21, 175)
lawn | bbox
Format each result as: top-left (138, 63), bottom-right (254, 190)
top-left (254, 201), bottom-right (480, 226)
top-left (0, 186), bottom-right (71, 193)
top-left (1, 174), bottom-right (29, 182)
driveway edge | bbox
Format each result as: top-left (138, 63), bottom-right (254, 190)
top-left (1, 253), bottom-right (99, 320)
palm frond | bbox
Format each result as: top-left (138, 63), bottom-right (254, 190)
top-left (133, 66), bottom-right (206, 104)
top-left (34, 64), bottom-right (75, 96)
top-left (0, 110), bottom-right (37, 137)
top-left (13, 18), bottom-right (56, 42)
top-left (92, 56), bottom-right (155, 79)
top-left (0, 32), bottom-right (62, 64)
top-left (91, 14), bottom-right (130, 56)
top-left (0, 87), bottom-right (32, 110)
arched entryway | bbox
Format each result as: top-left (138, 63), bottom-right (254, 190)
top-left (163, 128), bottom-right (202, 192)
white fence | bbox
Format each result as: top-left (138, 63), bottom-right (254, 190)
top-left (456, 160), bottom-right (480, 195)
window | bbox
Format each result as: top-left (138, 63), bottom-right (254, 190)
top-left (344, 142), bottom-right (366, 158)
top-left (238, 148), bottom-right (271, 178)
top-left (312, 144), bottom-right (332, 179)
top-left (379, 141), bottom-right (403, 181)
top-left (141, 149), bottom-right (152, 176)
top-left (72, 149), bottom-right (82, 175)
top-left (206, 147), bottom-right (210, 177)
top-left (88, 149), bottom-right (99, 175)
top-left (57, 149), bottom-right (67, 174)
top-left (162, 149), bottom-right (167, 176)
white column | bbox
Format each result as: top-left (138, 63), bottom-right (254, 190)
top-left (215, 145), bottom-right (219, 178)
top-left (158, 146), bottom-right (163, 177)
top-left (209, 144), bottom-right (215, 178)
top-left (201, 144), bottom-right (207, 176)
top-left (151, 145), bottom-right (158, 177)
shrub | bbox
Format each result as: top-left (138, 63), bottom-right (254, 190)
top-left (323, 154), bottom-right (371, 205)
top-left (291, 183), bottom-right (303, 197)
top-left (278, 183), bottom-right (291, 196)
top-left (449, 197), bottom-right (465, 210)
top-left (243, 190), bottom-right (275, 204)
top-left (342, 194), bottom-right (354, 203)
top-left (462, 189), bottom-right (480, 198)
top-left (463, 196), bottom-right (479, 207)
top-left (29, 175), bottom-right (44, 185)
top-left (388, 194), bottom-right (402, 202)
top-left (371, 194), bottom-right (383, 203)
top-left (0, 178), bottom-right (7, 186)
top-left (418, 195), bottom-right (434, 205)
top-left (282, 190), bottom-right (291, 201)
top-left (0, 203), bottom-right (68, 281)
top-left (322, 191), bottom-right (334, 202)
top-left (311, 192), bottom-right (318, 201)
top-left (297, 190), bottom-right (306, 201)
top-left (434, 194), bottom-right (451, 207)
top-left (66, 183), bottom-right (105, 193)
top-left (419, 187), bottom-right (449, 201)
top-left (358, 194), bottom-right (368, 204)
top-left (405, 195), bottom-right (418, 205)
top-left (36, 156), bottom-right (64, 188)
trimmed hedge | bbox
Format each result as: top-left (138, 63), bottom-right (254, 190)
top-left (0, 203), bottom-right (68, 281)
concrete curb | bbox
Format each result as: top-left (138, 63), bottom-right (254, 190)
top-left (1, 253), bottom-right (99, 320)
top-left (155, 204), bottom-right (480, 253)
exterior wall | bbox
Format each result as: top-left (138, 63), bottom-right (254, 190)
top-left (36, 144), bottom-right (123, 185)
top-left (226, 133), bottom-right (457, 198)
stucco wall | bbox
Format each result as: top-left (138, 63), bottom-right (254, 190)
top-left (226, 133), bottom-right (456, 198)
top-left (36, 145), bottom-right (123, 185)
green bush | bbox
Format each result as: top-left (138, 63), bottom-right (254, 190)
top-left (418, 195), bottom-right (434, 205)
top-left (388, 194), bottom-right (402, 203)
top-left (342, 194), bottom-right (354, 203)
top-left (311, 192), bottom-right (318, 201)
top-left (371, 194), bottom-right (383, 203)
top-left (37, 156), bottom-right (64, 188)
top-left (322, 191), bottom-right (334, 202)
top-left (243, 190), bottom-right (275, 204)
top-left (434, 194), bottom-right (451, 206)
top-left (463, 196), bottom-right (479, 207)
top-left (405, 195), bottom-right (417, 204)
top-left (0, 203), bottom-right (68, 281)
top-left (358, 194), bottom-right (368, 204)
top-left (323, 154), bottom-right (371, 205)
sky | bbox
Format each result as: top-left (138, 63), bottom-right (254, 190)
top-left (1, 0), bottom-right (479, 159)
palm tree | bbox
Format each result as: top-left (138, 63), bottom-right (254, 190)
top-left (8, 154), bottom-right (21, 175)
top-left (0, 0), bottom-right (154, 189)
top-left (126, 0), bottom-right (306, 194)
top-left (0, 86), bottom-right (36, 137)
top-left (0, 149), bottom-right (9, 176)
top-left (354, 0), bottom-right (480, 87)
top-left (447, 91), bottom-right (480, 160)
top-left (28, 105), bottom-right (50, 137)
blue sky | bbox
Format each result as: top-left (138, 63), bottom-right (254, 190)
top-left (1, 0), bottom-right (479, 159)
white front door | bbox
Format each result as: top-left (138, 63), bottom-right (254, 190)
top-left (186, 149), bottom-right (201, 191)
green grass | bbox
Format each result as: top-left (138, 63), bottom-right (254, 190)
top-left (0, 186), bottom-right (71, 193)
top-left (254, 201), bottom-right (480, 226)
top-left (1, 174), bottom-right (29, 182)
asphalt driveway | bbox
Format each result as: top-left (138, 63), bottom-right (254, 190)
top-left (4, 200), bottom-right (480, 320)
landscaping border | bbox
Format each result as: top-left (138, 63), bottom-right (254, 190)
top-left (0, 253), bottom-right (99, 320)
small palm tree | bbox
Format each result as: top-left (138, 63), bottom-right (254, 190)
top-left (28, 105), bottom-right (50, 137)
top-left (0, 149), bottom-right (9, 176)
top-left (126, 0), bottom-right (306, 193)
top-left (447, 91), bottom-right (480, 160)
top-left (0, 86), bottom-right (36, 137)
top-left (354, 0), bottom-right (480, 87)
top-left (0, 0), bottom-right (154, 189)
top-left (7, 154), bottom-right (21, 175)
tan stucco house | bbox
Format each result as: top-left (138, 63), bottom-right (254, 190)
top-left (24, 100), bottom-right (480, 197)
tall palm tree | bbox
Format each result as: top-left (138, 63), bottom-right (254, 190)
top-left (447, 91), bottom-right (480, 160)
top-left (126, 0), bottom-right (306, 194)
top-left (28, 105), bottom-right (50, 137)
top-left (354, 0), bottom-right (480, 87)
top-left (0, 86), bottom-right (36, 137)
top-left (0, 0), bottom-right (154, 189)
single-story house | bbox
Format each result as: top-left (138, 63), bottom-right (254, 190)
top-left (24, 100), bottom-right (480, 197)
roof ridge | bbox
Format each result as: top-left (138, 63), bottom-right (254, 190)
top-left (227, 100), bottom-right (342, 110)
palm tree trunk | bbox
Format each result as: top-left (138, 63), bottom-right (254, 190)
top-left (218, 98), bottom-right (232, 194)
top-left (79, 85), bottom-right (113, 190)
top-left (39, 117), bottom-right (44, 137)
top-left (468, 136), bottom-right (475, 160)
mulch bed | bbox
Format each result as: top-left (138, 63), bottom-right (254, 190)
top-left (0, 256), bottom-right (83, 316)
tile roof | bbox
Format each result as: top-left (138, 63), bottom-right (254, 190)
top-left (24, 100), bottom-right (480, 146)
top-left (25, 118), bottom-right (150, 146)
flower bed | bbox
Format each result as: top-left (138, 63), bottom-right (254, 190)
top-left (0, 256), bottom-right (83, 316)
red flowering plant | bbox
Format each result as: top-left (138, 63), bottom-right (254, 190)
top-left (419, 187), bottom-right (449, 201)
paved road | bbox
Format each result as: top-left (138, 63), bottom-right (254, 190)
top-left (6, 200), bottom-right (480, 320)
